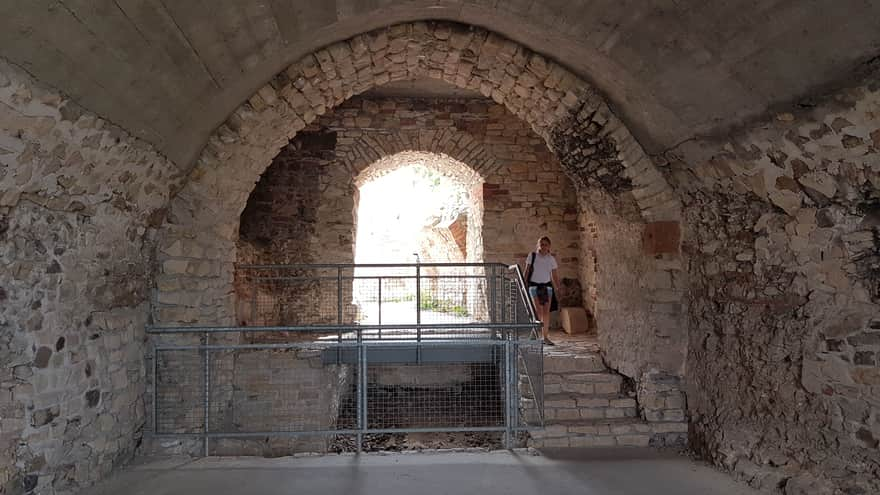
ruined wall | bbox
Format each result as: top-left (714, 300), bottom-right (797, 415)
top-left (577, 187), bottom-right (688, 426)
top-left (550, 93), bottom-right (688, 422)
top-left (236, 95), bottom-right (581, 281)
top-left (152, 25), bottom-right (680, 402)
top-left (0, 61), bottom-right (181, 494)
top-left (238, 131), bottom-right (343, 266)
top-left (674, 77), bottom-right (880, 494)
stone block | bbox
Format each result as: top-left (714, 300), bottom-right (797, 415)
top-left (594, 382), bottom-right (622, 395)
top-left (559, 307), bottom-right (589, 334)
top-left (577, 398), bottom-right (610, 408)
top-left (569, 436), bottom-right (615, 447)
top-left (616, 434), bottom-right (651, 447)
top-left (642, 221), bottom-right (680, 254)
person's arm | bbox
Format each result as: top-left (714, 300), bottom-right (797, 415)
top-left (551, 268), bottom-right (561, 296)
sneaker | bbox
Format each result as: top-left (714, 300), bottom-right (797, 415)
top-left (544, 339), bottom-right (555, 346)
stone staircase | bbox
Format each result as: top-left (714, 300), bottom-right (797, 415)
top-left (525, 343), bottom-right (687, 448)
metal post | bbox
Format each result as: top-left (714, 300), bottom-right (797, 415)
top-left (357, 341), bottom-right (368, 453)
top-left (152, 344), bottom-right (158, 435)
top-left (337, 267), bottom-right (343, 363)
top-left (489, 265), bottom-right (497, 324)
top-left (415, 263), bottom-right (421, 363)
top-left (203, 331), bottom-right (210, 456)
top-left (377, 276), bottom-right (382, 333)
top-left (499, 268), bottom-right (507, 326)
top-left (337, 266), bottom-right (343, 325)
top-left (415, 264), bottom-right (421, 337)
top-left (356, 333), bottom-right (364, 453)
top-left (503, 338), bottom-right (512, 449)
top-left (511, 337), bottom-right (519, 440)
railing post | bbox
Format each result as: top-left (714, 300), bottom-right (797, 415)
top-left (499, 267), bottom-right (507, 325)
top-left (377, 276), bottom-right (383, 332)
top-left (415, 263), bottom-right (422, 363)
top-left (203, 331), bottom-right (210, 457)
top-left (337, 266), bottom-right (343, 325)
top-left (511, 336), bottom-right (519, 441)
top-left (489, 265), bottom-right (497, 324)
top-left (337, 267), bottom-right (343, 364)
top-left (152, 343), bottom-right (158, 435)
top-left (415, 263), bottom-right (421, 338)
top-left (357, 332), bottom-right (366, 453)
top-left (503, 336), bottom-right (512, 449)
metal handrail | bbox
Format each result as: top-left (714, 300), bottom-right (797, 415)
top-left (508, 263), bottom-right (539, 325)
top-left (236, 262), bottom-right (512, 269)
top-left (147, 322), bottom-right (539, 334)
top-left (149, 262), bottom-right (544, 453)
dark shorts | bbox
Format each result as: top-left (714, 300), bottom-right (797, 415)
top-left (528, 285), bottom-right (553, 302)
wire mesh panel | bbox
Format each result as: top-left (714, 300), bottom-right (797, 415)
top-left (365, 356), bottom-right (505, 430)
top-left (235, 263), bottom-right (513, 329)
top-left (517, 339), bottom-right (544, 427)
top-left (151, 263), bottom-right (543, 454)
top-left (155, 348), bottom-right (205, 434)
top-left (210, 345), bottom-right (356, 434)
top-left (235, 265), bottom-right (359, 328)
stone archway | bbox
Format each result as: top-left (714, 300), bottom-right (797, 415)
top-left (152, 22), bottom-right (685, 410)
top-left (153, 20), bottom-right (678, 323)
top-left (352, 150), bottom-right (484, 265)
top-left (346, 129), bottom-right (500, 181)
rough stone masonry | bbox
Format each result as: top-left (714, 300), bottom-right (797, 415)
top-left (0, 18), bottom-right (878, 495)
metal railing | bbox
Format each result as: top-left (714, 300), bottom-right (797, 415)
top-left (148, 263), bottom-right (542, 454)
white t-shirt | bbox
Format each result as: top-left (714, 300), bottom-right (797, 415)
top-left (525, 252), bottom-right (558, 284)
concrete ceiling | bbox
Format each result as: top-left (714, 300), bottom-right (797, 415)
top-left (2, 1), bottom-right (879, 170)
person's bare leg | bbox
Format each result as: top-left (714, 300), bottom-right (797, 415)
top-left (535, 300), bottom-right (551, 343)
top-left (532, 296), bottom-right (546, 341)
top-left (543, 305), bottom-right (551, 343)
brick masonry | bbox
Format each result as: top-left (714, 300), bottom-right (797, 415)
top-left (237, 95), bottom-right (582, 276)
top-left (19, 17), bottom-right (880, 495)
top-left (0, 22), bottom-right (685, 495)
top-left (150, 27), bottom-right (684, 458)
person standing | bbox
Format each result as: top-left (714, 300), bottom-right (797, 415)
top-left (524, 236), bottom-right (560, 345)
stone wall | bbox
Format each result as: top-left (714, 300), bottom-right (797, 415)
top-left (578, 188), bottom-right (687, 381)
top-left (235, 95), bottom-right (582, 282)
top-left (673, 76), bottom-right (880, 494)
top-left (153, 21), bottom-right (679, 335)
top-left (0, 61), bottom-right (180, 494)
top-left (153, 23), bottom-right (684, 460)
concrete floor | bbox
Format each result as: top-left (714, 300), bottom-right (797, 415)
top-left (80, 449), bottom-right (760, 495)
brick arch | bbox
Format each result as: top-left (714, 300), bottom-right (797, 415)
top-left (153, 20), bottom-right (681, 326)
top-left (352, 150), bottom-right (485, 267)
top-left (342, 128), bottom-right (497, 186)
top-left (353, 150), bottom-right (483, 189)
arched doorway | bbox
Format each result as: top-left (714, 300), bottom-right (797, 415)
top-left (151, 21), bottom-right (686, 456)
top-left (353, 151), bottom-right (483, 325)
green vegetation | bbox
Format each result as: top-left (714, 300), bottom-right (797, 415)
top-left (418, 294), bottom-right (469, 317)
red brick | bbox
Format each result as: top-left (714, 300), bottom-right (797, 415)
top-left (643, 221), bottom-right (680, 254)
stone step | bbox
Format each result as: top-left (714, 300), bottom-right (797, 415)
top-left (541, 372), bottom-right (623, 396)
top-left (527, 419), bottom-right (688, 449)
top-left (518, 395), bottom-right (637, 422)
top-left (542, 394), bottom-right (638, 422)
top-left (541, 353), bottom-right (606, 374)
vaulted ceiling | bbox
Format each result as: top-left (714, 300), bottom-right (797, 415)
top-left (2, 0), bottom-right (878, 168)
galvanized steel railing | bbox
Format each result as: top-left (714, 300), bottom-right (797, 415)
top-left (147, 263), bottom-right (543, 455)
